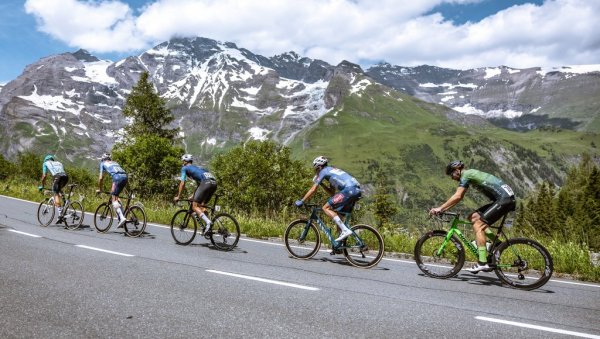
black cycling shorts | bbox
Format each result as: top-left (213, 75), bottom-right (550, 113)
top-left (476, 196), bottom-right (516, 226)
top-left (52, 174), bottom-right (69, 194)
top-left (193, 180), bottom-right (217, 204)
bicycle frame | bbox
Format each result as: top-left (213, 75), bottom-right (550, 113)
top-left (303, 205), bottom-right (358, 249)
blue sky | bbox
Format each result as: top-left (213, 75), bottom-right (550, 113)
top-left (1, 0), bottom-right (598, 84)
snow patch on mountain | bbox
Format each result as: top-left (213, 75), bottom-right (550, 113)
top-left (248, 127), bottom-right (270, 141)
top-left (83, 61), bottom-right (118, 85)
top-left (19, 85), bottom-right (85, 116)
top-left (454, 103), bottom-right (523, 118)
top-left (484, 67), bottom-right (501, 79)
top-left (536, 64), bottom-right (600, 76)
top-left (350, 79), bottom-right (372, 96)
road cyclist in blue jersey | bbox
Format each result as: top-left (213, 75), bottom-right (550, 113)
top-left (39, 154), bottom-right (69, 222)
top-left (174, 154), bottom-right (218, 236)
top-left (96, 153), bottom-right (129, 228)
top-left (295, 156), bottom-right (362, 242)
top-left (429, 160), bottom-right (516, 273)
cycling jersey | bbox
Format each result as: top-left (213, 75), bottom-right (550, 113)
top-left (313, 166), bottom-right (360, 191)
top-left (42, 160), bottom-right (66, 176)
top-left (181, 165), bottom-right (215, 184)
top-left (459, 169), bottom-right (514, 201)
top-left (100, 161), bottom-right (126, 177)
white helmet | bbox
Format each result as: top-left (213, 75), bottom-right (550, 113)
top-left (181, 154), bottom-right (193, 162)
top-left (312, 156), bottom-right (328, 168)
top-left (100, 153), bottom-right (111, 161)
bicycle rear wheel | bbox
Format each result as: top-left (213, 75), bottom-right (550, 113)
top-left (493, 238), bottom-right (553, 290)
top-left (37, 198), bottom-right (55, 226)
top-left (124, 205), bottom-right (147, 237)
top-left (209, 213), bottom-right (240, 251)
top-left (414, 230), bottom-right (465, 278)
top-left (343, 224), bottom-right (384, 268)
top-left (94, 203), bottom-right (113, 233)
top-left (170, 210), bottom-right (197, 245)
top-left (284, 219), bottom-right (321, 259)
top-left (64, 201), bottom-right (84, 230)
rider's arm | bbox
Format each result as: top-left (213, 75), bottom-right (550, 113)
top-left (300, 184), bottom-right (319, 203)
top-left (97, 173), bottom-right (104, 192)
top-left (437, 187), bottom-right (467, 212)
top-left (320, 182), bottom-right (335, 196)
top-left (175, 180), bottom-right (185, 200)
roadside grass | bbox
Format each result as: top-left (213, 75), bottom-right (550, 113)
top-left (2, 177), bottom-right (599, 282)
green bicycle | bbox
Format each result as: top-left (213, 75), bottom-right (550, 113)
top-left (414, 211), bottom-right (553, 290)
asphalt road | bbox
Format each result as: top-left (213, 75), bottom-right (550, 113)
top-left (1, 195), bottom-right (599, 338)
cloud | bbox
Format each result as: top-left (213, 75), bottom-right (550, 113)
top-left (24, 0), bottom-right (600, 69)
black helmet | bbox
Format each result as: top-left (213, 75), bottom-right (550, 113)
top-left (445, 160), bottom-right (464, 175)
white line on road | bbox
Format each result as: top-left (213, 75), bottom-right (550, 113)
top-left (75, 245), bottom-right (135, 257)
top-left (8, 229), bottom-right (42, 238)
top-left (475, 316), bottom-right (600, 338)
top-left (207, 269), bottom-right (320, 291)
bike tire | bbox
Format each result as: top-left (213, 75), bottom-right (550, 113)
top-left (37, 198), bottom-right (55, 227)
top-left (343, 224), bottom-right (385, 268)
top-left (170, 210), bottom-right (197, 245)
top-left (414, 230), bottom-right (465, 279)
top-left (94, 203), bottom-right (113, 233)
top-left (493, 238), bottom-right (553, 290)
top-left (209, 213), bottom-right (240, 251)
top-left (284, 219), bottom-right (321, 259)
top-left (64, 201), bottom-right (84, 230)
top-left (124, 205), bottom-right (147, 237)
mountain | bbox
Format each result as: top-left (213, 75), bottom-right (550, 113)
top-left (366, 63), bottom-right (600, 132)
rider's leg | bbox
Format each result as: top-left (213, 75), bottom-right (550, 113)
top-left (192, 202), bottom-right (211, 226)
top-left (470, 212), bottom-right (489, 263)
top-left (323, 203), bottom-right (352, 241)
top-left (111, 195), bottom-right (125, 221)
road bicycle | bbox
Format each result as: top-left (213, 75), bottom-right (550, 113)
top-left (170, 194), bottom-right (240, 251)
top-left (414, 211), bottom-right (553, 290)
top-left (93, 190), bottom-right (147, 237)
top-left (37, 184), bottom-right (84, 230)
top-left (284, 204), bottom-right (384, 268)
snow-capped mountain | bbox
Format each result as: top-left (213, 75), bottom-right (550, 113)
top-left (0, 37), bottom-right (381, 161)
top-left (366, 63), bottom-right (600, 131)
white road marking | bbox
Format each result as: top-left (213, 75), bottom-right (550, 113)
top-left (207, 269), bottom-right (320, 291)
top-left (475, 316), bottom-right (600, 338)
top-left (75, 245), bottom-right (135, 257)
top-left (8, 230), bottom-right (42, 238)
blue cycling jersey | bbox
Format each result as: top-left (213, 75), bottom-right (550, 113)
top-left (313, 166), bottom-right (360, 191)
top-left (42, 160), bottom-right (66, 176)
top-left (181, 164), bottom-right (215, 183)
top-left (99, 161), bottom-right (126, 177)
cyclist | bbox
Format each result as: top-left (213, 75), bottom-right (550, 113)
top-left (174, 154), bottom-right (217, 235)
top-left (96, 153), bottom-right (128, 228)
top-left (295, 156), bottom-right (362, 242)
top-left (429, 160), bottom-right (516, 273)
top-left (39, 154), bottom-right (68, 222)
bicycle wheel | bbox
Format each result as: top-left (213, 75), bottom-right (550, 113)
top-left (64, 201), bottom-right (84, 230)
top-left (414, 230), bottom-right (465, 278)
top-left (284, 219), bottom-right (321, 259)
top-left (94, 203), bottom-right (113, 233)
top-left (343, 224), bottom-right (385, 268)
top-left (37, 198), bottom-right (55, 227)
top-left (124, 205), bottom-right (147, 237)
top-left (493, 238), bottom-right (553, 290)
top-left (210, 213), bottom-right (240, 251)
top-left (170, 210), bottom-right (197, 245)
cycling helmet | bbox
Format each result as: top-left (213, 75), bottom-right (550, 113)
top-left (445, 160), bottom-right (464, 175)
top-left (100, 153), bottom-right (111, 161)
top-left (181, 154), bottom-right (193, 162)
top-left (43, 154), bottom-right (54, 162)
top-left (312, 156), bottom-right (328, 169)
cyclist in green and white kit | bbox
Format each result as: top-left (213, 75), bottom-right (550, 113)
top-left (429, 161), bottom-right (516, 273)
top-left (38, 154), bottom-right (69, 222)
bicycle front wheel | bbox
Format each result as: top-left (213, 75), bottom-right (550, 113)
top-left (209, 213), bottom-right (240, 251)
top-left (284, 219), bottom-right (321, 259)
top-left (94, 203), bottom-right (113, 233)
top-left (343, 224), bottom-right (384, 268)
top-left (64, 201), bottom-right (84, 230)
top-left (414, 230), bottom-right (465, 278)
top-left (170, 210), bottom-right (197, 245)
top-left (37, 199), bottom-right (55, 226)
top-left (124, 205), bottom-right (147, 237)
top-left (493, 238), bottom-right (553, 290)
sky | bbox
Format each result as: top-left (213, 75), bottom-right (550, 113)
top-left (1, 0), bottom-right (599, 84)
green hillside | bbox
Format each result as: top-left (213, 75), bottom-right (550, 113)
top-left (288, 81), bottom-right (600, 220)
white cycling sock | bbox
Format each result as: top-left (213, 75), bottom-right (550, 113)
top-left (113, 201), bottom-right (125, 220)
top-left (200, 213), bottom-right (211, 226)
top-left (333, 215), bottom-right (349, 232)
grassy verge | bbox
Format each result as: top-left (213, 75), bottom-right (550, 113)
top-left (2, 177), bottom-right (599, 282)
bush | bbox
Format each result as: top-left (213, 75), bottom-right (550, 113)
top-left (16, 152), bottom-right (41, 181)
top-left (0, 154), bottom-right (15, 180)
